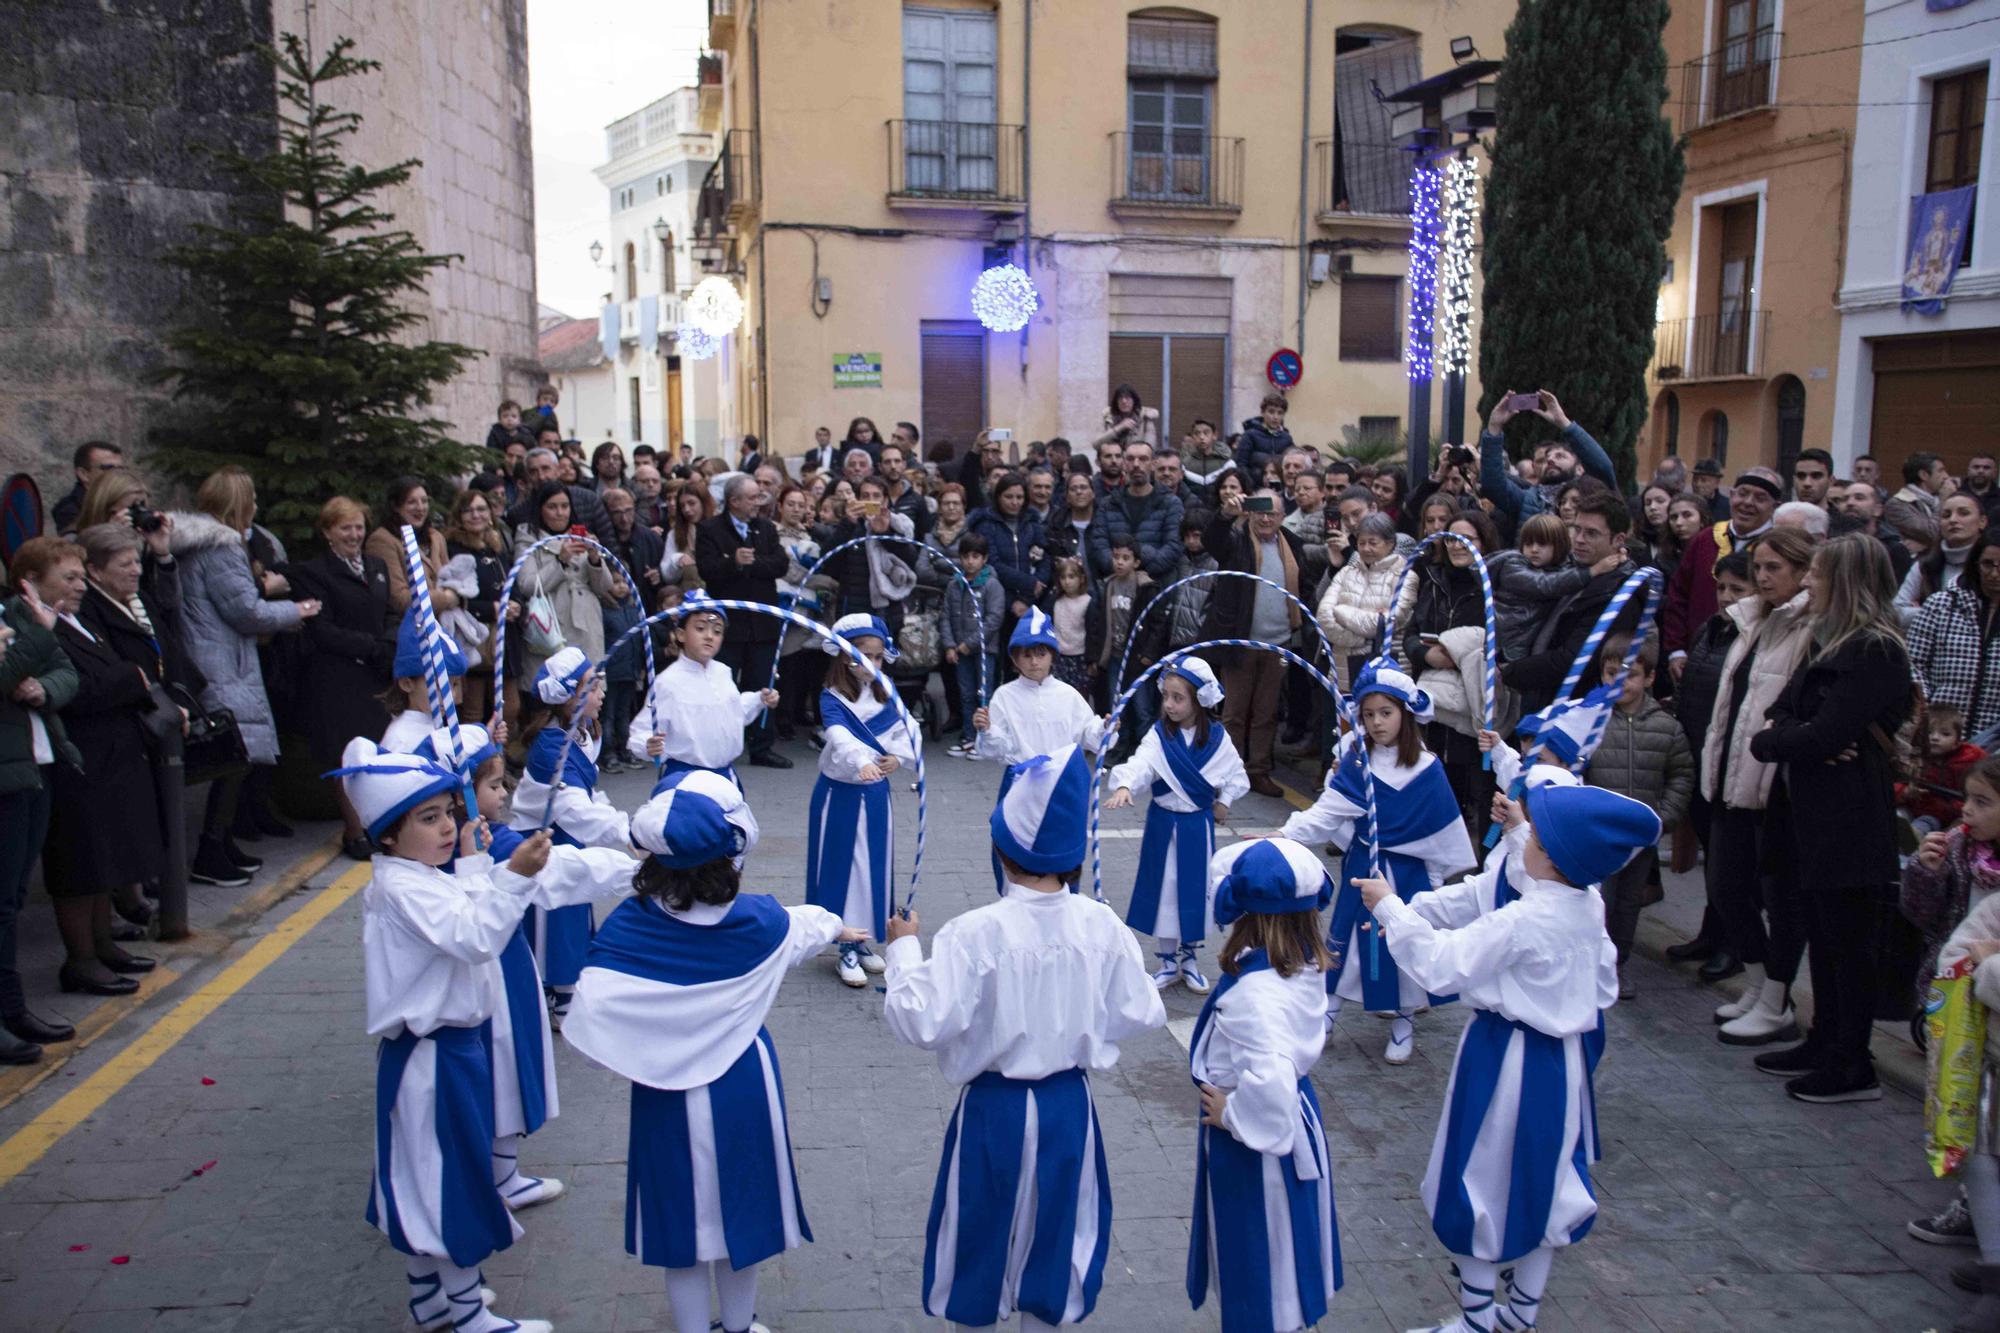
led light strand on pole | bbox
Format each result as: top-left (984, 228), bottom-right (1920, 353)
top-left (971, 262), bottom-right (1039, 333)
top-left (1403, 163), bottom-right (1442, 384)
top-left (1439, 156), bottom-right (1479, 378)
top-left (687, 275), bottom-right (743, 335)
top-left (677, 321), bottom-right (719, 361)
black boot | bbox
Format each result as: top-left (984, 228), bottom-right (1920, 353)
top-left (191, 836), bottom-right (251, 888)
top-left (1698, 949), bottom-right (1744, 982)
top-left (222, 835), bottom-right (263, 874)
top-left (0, 1028), bottom-right (41, 1065)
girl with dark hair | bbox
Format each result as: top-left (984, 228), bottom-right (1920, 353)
top-left (968, 471), bottom-right (1050, 654)
top-left (1912, 530), bottom-right (2000, 750)
top-left (364, 475), bottom-right (457, 617)
top-left (1097, 382), bottom-right (1160, 450)
top-left (1899, 489), bottom-right (1989, 623)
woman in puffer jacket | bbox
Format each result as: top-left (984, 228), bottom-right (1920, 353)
top-left (1316, 513), bottom-right (1413, 691)
top-left (1698, 527), bottom-right (1818, 1048)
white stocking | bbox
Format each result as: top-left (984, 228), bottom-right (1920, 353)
top-left (1452, 1256), bottom-right (1500, 1333)
top-left (663, 1263), bottom-right (712, 1333)
top-left (713, 1260), bottom-right (760, 1332)
top-left (1497, 1246), bottom-right (1554, 1331)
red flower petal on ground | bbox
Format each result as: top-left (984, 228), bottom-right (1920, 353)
top-left (109, 1256), bottom-right (129, 1265)
top-left (191, 1160), bottom-right (217, 1176)
top-left (67, 1244), bottom-right (89, 1253)
top-left (200, 1077), bottom-right (215, 1086)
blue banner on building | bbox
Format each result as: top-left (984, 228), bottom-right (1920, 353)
top-left (600, 302), bottom-right (620, 362)
top-left (1929, 0), bottom-right (1975, 13)
top-left (640, 295), bottom-right (659, 355)
top-left (1902, 185), bottom-right (1977, 315)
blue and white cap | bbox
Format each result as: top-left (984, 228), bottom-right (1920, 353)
top-left (1162, 653), bottom-right (1223, 708)
top-left (1525, 783), bottom-right (1662, 888)
top-left (1352, 655), bottom-right (1433, 724)
top-left (392, 604), bottom-right (466, 679)
top-left (1514, 681), bottom-right (1622, 770)
top-left (667, 589), bottom-right (729, 625)
top-left (631, 769), bottom-right (760, 868)
top-left (1008, 606), bottom-right (1060, 654)
top-left (990, 744), bottom-right (1091, 875)
top-left (328, 737), bottom-right (461, 841)
top-left (1208, 837), bottom-right (1334, 928)
top-left (822, 612), bottom-right (899, 663)
top-left (413, 723), bottom-right (500, 778)
top-left (532, 646), bottom-right (592, 705)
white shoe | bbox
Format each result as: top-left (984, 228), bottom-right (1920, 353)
top-left (857, 944), bottom-right (886, 975)
top-left (1718, 978), bottom-right (1797, 1046)
top-left (1181, 955), bottom-right (1211, 995)
top-left (836, 946), bottom-right (867, 988)
top-left (418, 1288), bottom-right (497, 1331)
top-left (1151, 952), bottom-right (1182, 989)
top-left (500, 1321), bottom-right (553, 1333)
top-left (1385, 1019), bottom-right (1414, 1065)
top-left (501, 1174), bottom-right (565, 1210)
top-left (1405, 1319), bottom-right (1478, 1333)
top-left (1713, 964), bottom-right (1765, 1024)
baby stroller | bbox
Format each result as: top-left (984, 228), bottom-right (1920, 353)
top-left (890, 585), bottom-right (944, 740)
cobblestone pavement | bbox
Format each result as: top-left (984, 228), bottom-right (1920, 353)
top-left (0, 739), bottom-right (1969, 1332)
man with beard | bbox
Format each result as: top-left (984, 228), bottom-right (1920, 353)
top-left (1478, 389), bottom-right (1618, 525)
top-left (1661, 466), bottom-right (1782, 678)
top-left (1839, 478), bottom-right (1914, 583)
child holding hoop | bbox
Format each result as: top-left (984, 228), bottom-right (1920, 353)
top-left (626, 593), bottom-right (778, 789)
top-left (382, 606), bottom-right (470, 753)
top-left (1105, 654), bottom-right (1248, 994)
top-left (1280, 657), bottom-right (1475, 1064)
top-left (805, 613), bottom-right (919, 987)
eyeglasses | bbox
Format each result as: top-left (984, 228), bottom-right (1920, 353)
top-left (1979, 559), bottom-right (2000, 574)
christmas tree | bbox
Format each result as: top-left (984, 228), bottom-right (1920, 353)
top-left (1477, 0), bottom-right (1683, 487)
top-left (151, 34), bottom-right (481, 543)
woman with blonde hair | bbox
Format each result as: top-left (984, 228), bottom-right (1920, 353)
top-left (170, 466), bottom-right (320, 885)
top-left (1746, 533), bottom-right (1910, 1102)
top-left (443, 485), bottom-right (512, 725)
top-left (75, 469), bottom-right (154, 535)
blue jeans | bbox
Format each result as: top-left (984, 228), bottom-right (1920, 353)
top-left (954, 652), bottom-right (984, 743)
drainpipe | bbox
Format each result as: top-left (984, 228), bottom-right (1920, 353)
top-left (752, 3), bottom-right (769, 440)
top-left (1296, 0), bottom-right (1313, 359)
top-left (1020, 0), bottom-right (1034, 387)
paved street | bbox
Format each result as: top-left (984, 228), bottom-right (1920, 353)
top-left (0, 736), bottom-right (1970, 1333)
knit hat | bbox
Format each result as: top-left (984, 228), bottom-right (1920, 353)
top-left (329, 737), bottom-right (461, 841)
top-left (1009, 606), bottom-right (1060, 654)
top-left (1352, 656), bottom-right (1433, 725)
top-left (1209, 837), bottom-right (1334, 927)
top-left (532, 647), bottom-right (592, 705)
top-left (1162, 653), bottom-right (1224, 708)
top-left (667, 589), bottom-right (729, 626)
top-left (413, 724), bottom-right (500, 778)
top-left (630, 769), bottom-right (760, 869)
top-left (822, 612), bottom-right (900, 663)
top-left (392, 604), bottom-right (466, 680)
top-left (1524, 784), bottom-right (1662, 888)
top-left (990, 744), bottom-right (1091, 875)
top-left (1512, 682), bottom-right (1621, 770)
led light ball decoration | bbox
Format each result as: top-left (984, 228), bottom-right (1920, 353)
top-left (677, 322), bottom-right (719, 361)
top-left (1403, 163), bottom-right (1443, 384)
top-left (970, 262), bottom-right (1039, 333)
top-left (1439, 156), bottom-right (1480, 378)
top-left (687, 276), bottom-right (744, 336)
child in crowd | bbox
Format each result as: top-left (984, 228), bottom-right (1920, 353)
top-left (974, 609), bottom-right (1115, 888)
top-left (1487, 512), bottom-right (1591, 664)
top-left (485, 398), bottom-right (532, 452)
top-left (1047, 556), bottom-right (1094, 699)
top-left (382, 606), bottom-right (467, 753)
top-left (806, 614), bottom-right (919, 986)
top-left (1932, 883), bottom-right (2000, 1332)
top-left (1902, 704), bottom-right (1988, 835)
top-left (944, 533), bottom-right (1007, 757)
top-left (344, 741), bottom-right (564, 1333)
top-left (882, 745), bottom-right (1167, 1331)
top-left (1359, 783), bottom-right (1653, 1333)
top-left (563, 776), bottom-right (862, 1333)
top-left (1583, 632), bottom-right (1693, 998)
top-left (1281, 657), bottom-right (1475, 1064)
top-left (511, 648), bottom-right (631, 1027)
top-left (627, 593), bottom-right (778, 788)
top-left (1186, 837), bottom-right (1341, 1333)
top-left (1105, 654), bottom-right (1248, 994)
top-left (1087, 537), bottom-right (1160, 742)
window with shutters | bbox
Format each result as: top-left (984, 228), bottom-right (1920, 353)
top-left (623, 242), bottom-right (638, 302)
top-left (1332, 29), bottom-right (1421, 215)
top-left (628, 377), bottom-right (643, 443)
top-left (1124, 12), bottom-right (1219, 205)
top-left (902, 6), bottom-right (999, 197)
top-left (661, 236), bottom-right (676, 294)
top-left (920, 320), bottom-right (986, 460)
top-left (1109, 333), bottom-right (1227, 440)
top-left (1357, 415), bottom-right (1400, 443)
top-left (1928, 67), bottom-right (1986, 268)
top-left (1339, 275), bottom-right (1401, 361)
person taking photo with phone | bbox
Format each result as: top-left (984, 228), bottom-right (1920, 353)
top-left (1478, 389), bottom-right (1618, 526)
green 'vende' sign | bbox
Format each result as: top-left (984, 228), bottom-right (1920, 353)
top-left (834, 352), bottom-right (882, 388)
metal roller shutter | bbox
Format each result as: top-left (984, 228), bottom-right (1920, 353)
top-left (1870, 330), bottom-right (2000, 471)
top-left (921, 320), bottom-right (986, 460)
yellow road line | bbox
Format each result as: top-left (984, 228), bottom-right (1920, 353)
top-left (0, 862), bottom-right (370, 1188)
top-left (1272, 777), bottom-right (1313, 811)
top-left (0, 966), bottom-right (183, 1109)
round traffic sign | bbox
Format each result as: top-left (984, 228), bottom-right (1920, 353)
top-left (1266, 348), bottom-right (1303, 389)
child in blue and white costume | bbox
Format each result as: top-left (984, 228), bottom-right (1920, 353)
top-left (563, 775), bottom-right (861, 1333)
top-left (805, 612), bottom-right (919, 987)
top-left (1187, 837), bottom-right (1342, 1333)
top-left (411, 722), bottom-right (634, 1214)
top-left (511, 647), bottom-right (631, 1025)
top-left (343, 741), bottom-right (570, 1333)
top-left (883, 745), bottom-right (1166, 1329)
top-left (973, 609), bottom-right (1115, 890)
top-left (626, 593), bottom-right (777, 790)
top-left (382, 605), bottom-right (466, 753)
top-left (1105, 653), bottom-right (1248, 994)
top-left (1357, 783), bottom-right (1648, 1333)
top-left (1280, 656), bottom-right (1476, 1065)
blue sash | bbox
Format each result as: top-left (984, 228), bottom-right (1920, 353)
top-left (526, 725), bottom-right (598, 791)
top-left (587, 894), bottom-right (790, 986)
top-left (651, 756), bottom-right (738, 797)
top-left (1322, 748), bottom-right (1462, 1011)
top-left (1132, 722), bottom-right (1222, 941)
top-left (819, 688), bottom-right (901, 755)
top-left (810, 691), bottom-right (901, 940)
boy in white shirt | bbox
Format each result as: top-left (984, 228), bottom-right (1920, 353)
top-left (627, 592), bottom-right (779, 788)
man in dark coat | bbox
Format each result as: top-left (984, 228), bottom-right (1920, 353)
top-left (695, 473), bottom-right (794, 768)
top-left (1203, 489), bottom-right (1308, 796)
top-left (1502, 490), bottom-right (1642, 714)
top-left (1088, 440), bottom-right (1184, 581)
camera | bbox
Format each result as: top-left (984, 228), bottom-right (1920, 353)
top-left (127, 502), bottom-right (165, 534)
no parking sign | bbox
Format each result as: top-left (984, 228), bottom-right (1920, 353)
top-left (1266, 348), bottom-right (1303, 389)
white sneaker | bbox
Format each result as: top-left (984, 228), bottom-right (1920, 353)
top-left (948, 740), bottom-right (974, 757)
top-left (1385, 1019), bottom-right (1414, 1065)
top-left (1718, 978), bottom-right (1797, 1046)
top-left (836, 946), bottom-right (867, 988)
top-left (501, 1174), bottom-right (565, 1211)
top-left (500, 1322), bottom-right (552, 1333)
top-left (1181, 955), bottom-right (1212, 995)
top-left (1151, 952), bottom-right (1182, 989)
top-left (1714, 964), bottom-right (1766, 1025)
top-left (857, 944), bottom-right (886, 975)
top-left (1404, 1320), bottom-right (1477, 1333)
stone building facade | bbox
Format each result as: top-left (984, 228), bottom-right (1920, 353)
top-left (0, 0), bottom-right (537, 501)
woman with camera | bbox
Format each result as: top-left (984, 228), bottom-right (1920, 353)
top-left (511, 482), bottom-right (619, 686)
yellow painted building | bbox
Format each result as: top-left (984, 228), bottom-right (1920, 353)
top-left (695, 0), bottom-right (1512, 464)
top-left (1645, 0), bottom-right (1862, 477)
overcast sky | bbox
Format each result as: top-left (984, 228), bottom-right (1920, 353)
top-left (528, 0), bottom-right (709, 321)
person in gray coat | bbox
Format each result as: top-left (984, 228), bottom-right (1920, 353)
top-left (170, 469), bottom-right (319, 886)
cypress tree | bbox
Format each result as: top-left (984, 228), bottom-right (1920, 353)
top-left (1477, 0), bottom-right (1684, 487)
top-left (151, 34), bottom-right (481, 544)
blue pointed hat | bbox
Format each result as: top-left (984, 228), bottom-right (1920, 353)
top-left (1352, 655), bottom-right (1432, 724)
top-left (1008, 606), bottom-right (1060, 654)
top-left (1514, 681), bottom-right (1623, 770)
top-left (393, 604), bottom-right (466, 679)
top-left (1524, 784), bottom-right (1662, 888)
top-left (1208, 837), bottom-right (1334, 927)
top-left (413, 723), bottom-right (500, 777)
top-left (990, 744), bottom-right (1091, 875)
top-left (631, 770), bottom-right (760, 868)
top-left (326, 737), bottom-right (460, 841)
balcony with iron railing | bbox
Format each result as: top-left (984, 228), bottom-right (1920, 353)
top-left (616, 294), bottom-right (686, 343)
top-left (1652, 310), bottom-right (1770, 381)
top-left (1680, 27), bottom-right (1781, 133)
top-left (1108, 131), bottom-right (1244, 218)
top-left (695, 129), bottom-right (757, 240)
top-left (707, 0), bottom-right (735, 49)
top-left (886, 120), bottom-right (1025, 209)
top-left (1309, 137), bottom-right (1413, 228)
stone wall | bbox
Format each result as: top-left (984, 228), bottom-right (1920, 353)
top-left (0, 0), bottom-right (537, 507)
